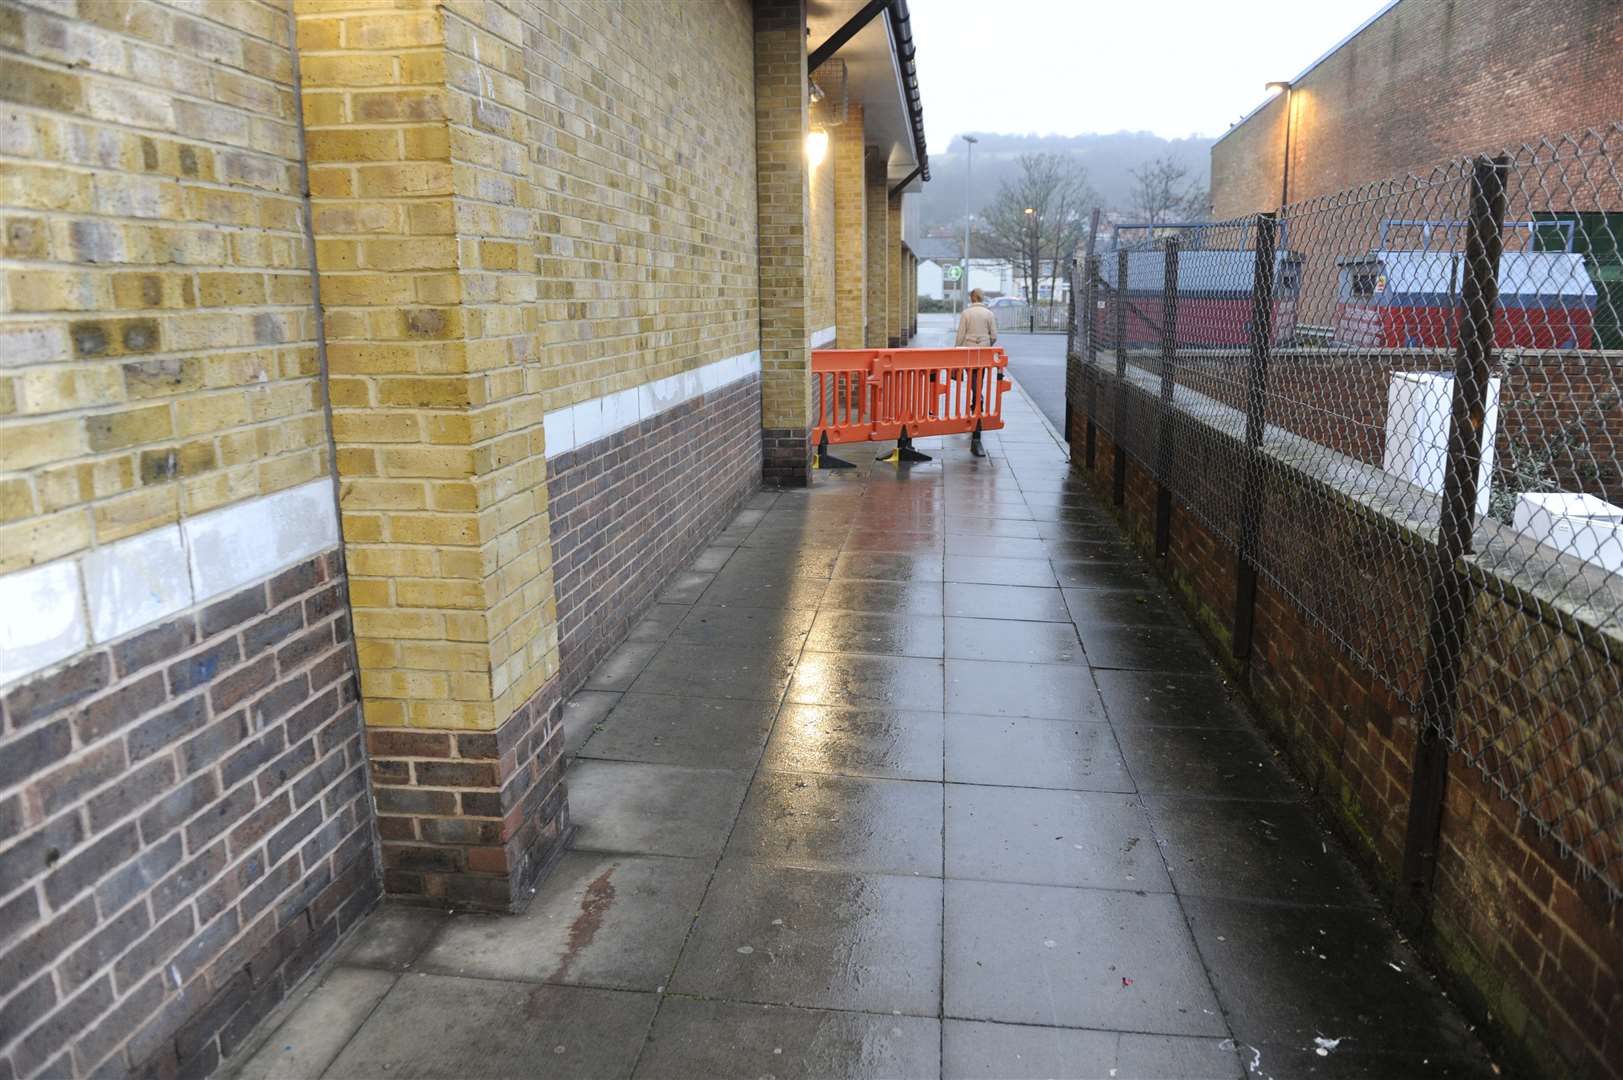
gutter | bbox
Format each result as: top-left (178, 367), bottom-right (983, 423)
top-left (809, 0), bottom-right (929, 184)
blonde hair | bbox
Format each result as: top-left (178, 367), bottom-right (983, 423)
top-left (969, 288), bottom-right (985, 303)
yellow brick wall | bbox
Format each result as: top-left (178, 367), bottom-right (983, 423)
top-left (298, 0), bottom-right (759, 730)
top-left (530, 0), bottom-right (757, 413)
top-left (441, 0), bottom-right (554, 727)
top-left (863, 156), bottom-right (887, 348)
top-left (831, 104), bottom-right (865, 349)
top-left (295, 0), bottom-right (497, 730)
top-left (755, 0), bottom-right (810, 431)
top-left (806, 104), bottom-right (835, 339)
top-left (0, 0), bottom-right (326, 574)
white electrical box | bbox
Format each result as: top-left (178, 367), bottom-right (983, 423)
top-left (1384, 371), bottom-right (1501, 516)
top-left (1513, 492), bottom-right (1623, 574)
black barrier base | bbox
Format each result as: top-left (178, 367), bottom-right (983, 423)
top-left (813, 431), bottom-right (856, 470)
top-left (879, 426), bottom-right (932, 464)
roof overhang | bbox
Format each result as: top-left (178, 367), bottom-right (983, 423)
top-left (807, 0), bottom-right (928, 193)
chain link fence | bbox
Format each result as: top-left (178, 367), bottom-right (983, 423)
top-left (1075, 125), bottom-right (1622, 902)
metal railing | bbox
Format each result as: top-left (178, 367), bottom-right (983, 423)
top-left (1072, 125), bottom-right (1623, 908)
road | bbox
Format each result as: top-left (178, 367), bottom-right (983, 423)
top-left (915, 313), bottom-right (1070, 433)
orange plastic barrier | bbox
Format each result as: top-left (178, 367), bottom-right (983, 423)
top-left (812, 347), bottom-right (1010, 452)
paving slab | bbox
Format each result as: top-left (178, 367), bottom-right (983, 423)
top-left (761, 704), bottom-right (945, 781)
top-left (1093, 670), bottom-right (1248, 728)
top-left (415, 852), bottom-right (711, 989)
top-left (578, 694), bottom-right (779, 771)
top-left (669, 604), bottom-right (817, 651)
top-left (332, 904), bottom-right (447, 971)
top-left (1113, 726), bottom-right (1296, 801)
top-left (945, 715), bottom-right (1129, 791)
top-left (788, 652), bottom-right (945, 710)
top-left (944, 616), bottom-right (1085, 664)
top-left (561, 689), bottom-right (622, 758)
top-left (1146, 796), bottom-right (1374, 907)
top-left (945, 785), bottom-right (1168, 891)
top-left (1183, 895), bottom-right (1482, 1058)
top-left (634, 999), bottom-right (940, 1079)
top-left (944, 583), bottom-right (1071, 622)
top-left (726, 770), bottom-right (943, 876)
top-left (568, 760), bottom-right (752, 858)
top-left (803, 610), bottom-right (945, 658)
top-left (232, 967), bottom-right (396, 1080)
top-left (945, 658), bottom-right (1103, 720)
top-left (944, 879), bottom-right (1226, 1035)
top-left (630, 641), bottom-right (799, 701)
top-left (671, 861), bottom-right (942, 1016)
top-left (323, 975), bottom-right (656, 1079)
top-left (942, 1020), bottom-right (1242, 1080)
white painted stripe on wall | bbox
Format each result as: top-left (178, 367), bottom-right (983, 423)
top-left (809, 325), bottom-right (838, 348)
top-left (0, 477), bottom-right (339, 688)
top-left (543, 349), bottom-right (761, 460)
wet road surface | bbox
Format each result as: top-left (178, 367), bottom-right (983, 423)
top-left (232, 338), bottom-right (1496, 1079)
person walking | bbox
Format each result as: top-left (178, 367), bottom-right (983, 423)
top-left (955, 288), bottom-right (998, 346)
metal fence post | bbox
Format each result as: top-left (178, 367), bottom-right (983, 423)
top-left (1397, 155), bottom-right (1509, 934)
top-left (1154, 238), bottom-right (1180, 557)
top-left (1112, 248), bottom-right (1129, 507)
top-left (1084, 254), bottom-right (1100, 470)
top-left (1063, 259), bottom-right (1078, 445)
top-left (1233, 213), bottom-right (1277, 660)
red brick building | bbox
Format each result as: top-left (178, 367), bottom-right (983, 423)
top-left (1211, 0), bottom-right (1623, 216)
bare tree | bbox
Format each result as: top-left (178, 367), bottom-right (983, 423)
top-left (975, 153), bottom-right (1095, 320)
top-left (1129, 155), bottom-right (1208, 233)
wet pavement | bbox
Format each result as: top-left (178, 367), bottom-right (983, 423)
top-left (232, 337), bottom-right (1497, 1079)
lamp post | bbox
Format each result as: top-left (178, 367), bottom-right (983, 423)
top-left (1024, 206), bottom-right (1037, 333)
top-left (960, 134), bottom-right (977, 315)
top-left (1266, 80), bottom-right (1294, 209)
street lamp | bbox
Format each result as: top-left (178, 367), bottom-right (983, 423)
top-left (1266, 80), bottom-right (1294, 208)
top-left (1023, 207), bottom-right (1037, 332)
top-left (960, 135), bottom-right (978, 315)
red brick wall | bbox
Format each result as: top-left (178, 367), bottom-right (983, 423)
top-left (0, 550), bottom-right (376, 1079)
top-left (1210, 0), bottom-right (1623, 217)
top-left (1071, 368), bottom-right (1622, 1078)
top-left (549, 376), bottom-right (763, 696)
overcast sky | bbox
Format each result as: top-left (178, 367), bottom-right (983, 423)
top-left (910, 0), bottom-right (1393, 151)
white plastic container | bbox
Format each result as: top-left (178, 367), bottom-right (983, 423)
top-left (1513, 492), bottom-right (1623, 574)
top-left (1384, 371), bottom-right (1501, 516)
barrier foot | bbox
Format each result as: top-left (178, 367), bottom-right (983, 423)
top-left (970, 421), bottom-right (986, 458)
top-left (813, 432), bottom-right (855, 470)
top-left (879, 427), bottom-right (932, 464)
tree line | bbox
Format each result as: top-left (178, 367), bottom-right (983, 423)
top-left (967, 152), bottom-right (1210, 309)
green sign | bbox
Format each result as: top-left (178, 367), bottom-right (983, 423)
top-left (944, 265), bottom-right (963, 281)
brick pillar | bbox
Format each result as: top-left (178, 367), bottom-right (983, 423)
top-left (887, 191), bottom-right (903, 347)
top-left (864, 155), bottom-right (889, 348)
top-left (754, 0), bottom-right (811, 487)
top-left (832, 105), bottom-right (867, 348)
top-left (295, 1), bottom-right (567, 912)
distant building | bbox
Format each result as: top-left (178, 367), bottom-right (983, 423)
top-left (913, 239), bottom-right (1016, 301)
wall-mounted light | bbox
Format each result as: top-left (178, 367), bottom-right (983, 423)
top-left (1265, 80), bottom-right (1292, 94)
top-left (806, 128), bottom-right (829, 167)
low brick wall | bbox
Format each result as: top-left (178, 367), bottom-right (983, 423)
top-left (0, 549), bottom-right (376, 1079)
top-left (549, 376), bottom-right (763, 696)
top-left (1072, 370), bottom-right (1621, 1079)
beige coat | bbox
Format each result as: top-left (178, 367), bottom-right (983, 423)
top-left (955, 302), bottom-right (998, 347)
